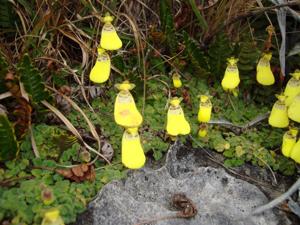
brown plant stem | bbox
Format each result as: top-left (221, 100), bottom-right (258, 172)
top-left (0, 176), bottom-right (35, 187)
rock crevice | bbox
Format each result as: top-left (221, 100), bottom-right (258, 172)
top-left (76, 142), bottom-right (290, 225)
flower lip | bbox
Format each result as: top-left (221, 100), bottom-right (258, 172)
top-left (290, 69), bottom-right (300, 80)
top-left (227, 57), bottom-right (238, 65)
top-left (170, 97), bottom-right (182, 106)
top-left (289, 127), bottom-right (298, 137)
top-left (172, 73), bottom-right (181, 78)
top-left (103, 15), bottom-right (114, 23)
top-left (97, 47), bottom-right (106, 54)
top-left (115, 80), bottom-right (136, 91)
top-left (126, 127), bottom-right (138, 134)
top-left (199, 95), bottom-right (210, 103)
top-left (261, 52), bottom-right (272, 60)
top-left (275, 94), bottom-right (287, 102)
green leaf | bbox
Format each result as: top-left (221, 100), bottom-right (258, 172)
top-left (159, 0), bottom-right (176, 53)
top-left (224, 158), bottom-right (244, 167)
top-left (238, 40), bottom-right (260, 73)
top-left (153, 150), bottom-right (163, 161)
top-left (188, 0), bottom-right (208, 30)
top-left (183, 31), bottom-right (209, 73)
top-left (208, 33), bottom-right (233, 78)
top-left (17, 0), bottom-right (35, 18)
top-left (0, 1), bottom-right (18, 30)
top-left (276, 155), bottom-right (296, 176)
top-left (0, 110), bottom-right (19, 161)
top-left (18, 54), bottom-right (50, 103)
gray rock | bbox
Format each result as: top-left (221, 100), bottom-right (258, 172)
top-left (76, 142), bottom-right (290, 225)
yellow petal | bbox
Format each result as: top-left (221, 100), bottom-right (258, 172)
top-left (89, 50), bottom-right (110, 83)
top-left (284, 77), bottom-right (300, 106)
top-left (122, 129), bottom-right (146, 169)
top-left (281, 131), bottom-right (297, 157)
top-left (42, 209), bottom-right (64, 225)
top-left (198, 102), bottom-right (212, 123)
top-left (290, 69), bottom-right (300, 80)
top-left (114, 91), bottom-right (143, 128)
top-left (256, 54), bottom-right (275, 86)
top-left (227, 57), bottom-right (239, 65)
top-left (290, 139), bottom-right (300, 164)
top-left (166, 110), bottom-right (181, 136)
top-left (100, 23), bottom-right (122, 50)
top-left (169, 97), bottom-right (182, 107)
top-left (166, 105), bottom-right (190, 136)
top-left (200, 95), bottom-right (209, 103)
top-left (288, 94), bottom-right (300, 123)
top-left (221, 64), bottom-right (240, 90)
top-left (268, 100), bottom-right (289, 128)
top-left (102, 15), bottom-right (114, 23)
top-left (198, 127), bottom-right (207, 137)
top-left (180, 117), bottom-right (191, 135)
top-left (115, 80), bottom-right (135, 91)
top-left (290, 127), bottom-right (299, 137)
top-left (172, 73), bottom-right (182, 88)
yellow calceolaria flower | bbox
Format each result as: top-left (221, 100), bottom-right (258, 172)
top-left (256, 52), bottom-right (275, 86)
top-left (114, 81), bottom-right (143, 128)
top-left (284, 69), bottom-right (300, 106)
top-left (221, 57), bottom-right (240, 92)
top-left (172, 73), bottom-right (182, 88)
top-left (290, 139), bottom-right (300, 164)
top-left (282, 128), bottom-right (298, 157)
top-left (268, 94), bottom-right (289, 128)
top-left (89, 48), bottom-right (111, 83)
top-left (41, 209), bottom-right (64, 225)
top-left (198, 95), bottom-right (212, 123)
top-left (41, 187), bottom-right (54, 205)
top-left (121, 127), bottom-right (146, 169)
top-left (166, 97), bottom-right (190, 136)
top-left (288, 93), bottom-right (300, 123)
top-left (100, 14), bottom-right (122, 50)
top-left (198, 124), bottom-right (208, 138)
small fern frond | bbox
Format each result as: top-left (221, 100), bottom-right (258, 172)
top-left (18, 54), bottom-right (51, 104)
top-left (208, 33), bottom-right (233, 78)
top-left (183, 31), bottom-right (209, 73)
top-left (0, 109), bottom-right (19, 161)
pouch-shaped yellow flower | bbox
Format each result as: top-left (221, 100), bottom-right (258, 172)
top-left (221, 57), bottom-right (240, 91)
top-left (41, 209), bottom-right (64, 225)
top-left (166, 97), bottom-right (190, 136)
top-left (198, 125), bottom-right (208, 138)
top-left (114, 81), bottom-right (143, 128)
top-left (100, 15), bottom-right (122, 50)
top-left (89, 48), bottom-right (111, 83)
top-left (288, 93), bottom-right (300, 123)
top-left (268, 94), bottom-right (289, 128)
top-left (256, 53), bottom-right (275, 86)
top-left (281, 128), bottom-right (298, 157)
top-left (172, 73), bottom-right (182, 88)
top-left (198, 95), bottom-right (212, 123)
top-left (121, 127), bottom-right (146, 169)
top-left (284, 70), bottom-right (300, 106)
top-left (290, 139), bottom-right (300, 164)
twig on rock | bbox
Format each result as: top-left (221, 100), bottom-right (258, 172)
top-left (133, 193), bottom-right (197, 225)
